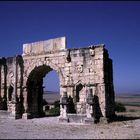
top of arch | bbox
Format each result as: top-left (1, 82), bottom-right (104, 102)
top-left (22, 37), bottom-right (66, 56)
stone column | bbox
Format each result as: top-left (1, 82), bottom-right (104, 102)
top-left (0, 58), bottom-right (7, 110)
top-left (10, 57), bottom-right (17, 118)
top-left (84, 88), bottom-right (94, 124)
top-left (22, 87), bottom-right (29, 119)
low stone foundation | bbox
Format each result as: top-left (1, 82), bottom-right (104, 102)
top-left (67, 114), bottom-right (87, 123)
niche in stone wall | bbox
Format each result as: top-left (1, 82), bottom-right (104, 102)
top-left (8, 85), bottom-right (14, 101)
top-left (76, 83), bottom-right (83, 102)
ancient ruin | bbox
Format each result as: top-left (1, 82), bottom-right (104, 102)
top-left (0, 37), bottom-right (115, 123)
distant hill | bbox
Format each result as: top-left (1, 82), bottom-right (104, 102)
top-left (115, 93), bottom-right (140, 112)
top-left (116, 92), bottom-right (140, 96)
top-left (43, 91), bottom-right (60, 103)
top-left (44, 90), bottom-right (59, 94)
top-left (43, 91), bottom-right (140, 105)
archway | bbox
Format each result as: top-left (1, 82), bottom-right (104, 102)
top-left (43, 70), bottom-right (60, 116)
top-left (26, 65), bottom-right (60, 118)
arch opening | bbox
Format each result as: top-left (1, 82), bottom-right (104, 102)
top-left (26, 65), bottom-right (60, 118)
top-left (43, 70), bottom-right (60, 116)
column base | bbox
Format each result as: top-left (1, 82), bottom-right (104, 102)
top-left (8, 111), bottom-right (16, 119)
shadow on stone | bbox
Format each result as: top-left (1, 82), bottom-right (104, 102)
top-left (110, 114), bottom-right (140, 122)
top-left (67, 96), bottom-right (76, 113)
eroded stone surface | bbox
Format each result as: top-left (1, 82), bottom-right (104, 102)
top-left (23, 37), bottom-right (66, 56)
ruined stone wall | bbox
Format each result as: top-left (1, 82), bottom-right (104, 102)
top-left (6, 57), bottom-right (15, 112)
top-left (0, 37), bottom-right (115, 122)
top-left (0, 58), bottom-right (7, 110)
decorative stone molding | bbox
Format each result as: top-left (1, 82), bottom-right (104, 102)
top-left (76, 63), bottom-right (83, 73)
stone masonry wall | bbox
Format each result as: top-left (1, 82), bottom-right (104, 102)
top-left (0, 37), bottom-right (115, 123)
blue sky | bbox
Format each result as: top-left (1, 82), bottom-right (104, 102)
top-left (0, 1), bottom-right (140, 93)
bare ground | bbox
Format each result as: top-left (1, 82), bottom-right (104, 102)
top-left (0, 111), bottom-right (139, 139)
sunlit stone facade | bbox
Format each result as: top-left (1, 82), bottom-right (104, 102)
top-left (0, 37), bottom-right (115, 123)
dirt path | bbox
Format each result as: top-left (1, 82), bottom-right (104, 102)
top-left (0, 111), bottom-right (139, 139)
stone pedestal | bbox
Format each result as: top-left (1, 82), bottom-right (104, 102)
top-left (85, 103), bottom-right (95, 124)
top-left (22, 113), bottom-right (28, 119)
top-left (22, 113), bottom-right (32, 119)
top-left (9, 103), bottom-right (16, 118)
top-left (68, 114), bottom-right (86, 123)
top-left (58, 116), bottom-right (69, 123)
top-left (59, 105), bottom-right (69, 122)
top-left (84, 117), bottom-right (94, 124)
top-left (86, 104), bottom-right (93, 118)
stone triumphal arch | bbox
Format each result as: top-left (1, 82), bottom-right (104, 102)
top-left (0, 37), bottom-right (115, 123)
